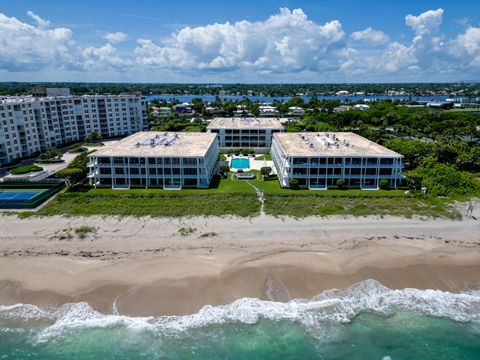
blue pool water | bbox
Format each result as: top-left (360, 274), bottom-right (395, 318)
top-left (231, 157), bottom-right (250, 169)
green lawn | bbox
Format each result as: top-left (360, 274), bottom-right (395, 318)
top-left (36, 173), bottom-right (462, 219)
top-left (255, 154), bottom-right (272, 161)
top-left (10, 164), bottom-right (43, 175)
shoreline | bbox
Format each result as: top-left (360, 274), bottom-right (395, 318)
top-left (0, 214), bottom-right (479, 316)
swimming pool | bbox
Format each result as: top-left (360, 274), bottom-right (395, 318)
top-left (230, 157), bottom-right (250, 169)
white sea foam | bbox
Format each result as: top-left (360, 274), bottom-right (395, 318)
top-left (1, 280), bottom-right (479, 342)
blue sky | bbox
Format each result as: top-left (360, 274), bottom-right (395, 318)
top-left (0, 0), bottom-right (479, 83)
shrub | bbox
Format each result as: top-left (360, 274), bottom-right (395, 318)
top-left (39, 146), bottom-right (62, 161)
top-left (10, 164), bottom-right (43, 175)
top-left (84, 131), bottom-right (102, 143)
top-left (260, 166), bottom-right (272, 179)
top-left (70, 146), bottom-right (87, 153)
top-left (336, 178), bottom-right (347, 190)
top-left (379, 179), bottom-right (390, 190)
top-left (289, 179), bottom-right (299, 190)
top-left (57, 168), bottom-right (84, 187)
top-left (242, 149), bottom-right (255, 156)
top-left (219, 165), bottom-right (230, 178)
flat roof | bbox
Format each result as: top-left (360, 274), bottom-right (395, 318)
top-left (0, 94), bottom-right (144, 105)
top-left (91, 131), bottom-right (217, 158)
top-left (273, 132), bottom-right (403, 158)
top-left (207, 117), bottom-right (284, 130)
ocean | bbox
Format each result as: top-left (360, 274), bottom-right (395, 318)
top-left (1, 280), bottom-right (479, 359)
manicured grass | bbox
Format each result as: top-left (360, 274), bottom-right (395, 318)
top-left (10, 164), bottom-right (43, 175)
top-left (255, 154), bottom-right (272, 161)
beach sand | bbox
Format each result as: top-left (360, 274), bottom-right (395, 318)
top-left (0, 214), bottom-right (479, 316)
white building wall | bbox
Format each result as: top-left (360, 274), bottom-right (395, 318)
top-left (0, 94), bottom-right (147, 166)
top-left (88, 140), bottom-right (220, 189)
top-left (271, 136), bottom-right (404, 189)
top-left (208, 128), bottom-right (283, 153)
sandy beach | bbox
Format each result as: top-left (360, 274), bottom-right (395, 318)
top-left (0, 213), bottom-right (479, 316)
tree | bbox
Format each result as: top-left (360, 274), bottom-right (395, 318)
top-left (39, 146), bottom-right (62, 161)
top-left (379, 179), bottom-right (390, 190)
top-left (336, 178), bottom-right (347, 190)
top-left (219, 165), bottom-right (230, 178)
top-left (84, 131), bottom-right (101, 143)
top-left (260, 166), bottom-right (272, 180)
top-left (289, 179), bottom-right (299, 190)
top-left (57, 168), bottom-right (84, 187)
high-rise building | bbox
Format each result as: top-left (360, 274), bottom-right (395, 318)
top-left (0, 93), bottom-right (147, 166)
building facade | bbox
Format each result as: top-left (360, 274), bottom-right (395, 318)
top-left (0, 94), bottom-right (147, 166)
top-left (88, 132), bottom-right (219, 189)
top-left (271, 132), bottom-right (403, 189)
top-left (207, 117), bottom-right (284, 153)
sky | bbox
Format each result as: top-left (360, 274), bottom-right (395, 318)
top-left (0, 0), bottom-right (480, 83)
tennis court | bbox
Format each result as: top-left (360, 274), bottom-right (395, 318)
top-left (0, 190), bottom-right (42, 201)
top-left (0, 183), bottom-right (64, 209)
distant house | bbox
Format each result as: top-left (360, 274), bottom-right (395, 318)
top-left (287, 106), bottom-right (305, 116)
top-left (205, 106), bottom-right (224, 115)
top-left (333, 105), bottom-right (353, 113)
top-left (427, 102), bottom-right (454, 109)
top-left (335, 90), bottom-right (349, 96)
top-left (353, 104), bottom-right (370, 110)
top-left (259, 105), bottom-right (279, 117)
top-left (157, 107), bottom-right (172, 116)
top-left (151, 106), bottom-right (172, 117)
top-left (173, 103), bottom-right (192, 114)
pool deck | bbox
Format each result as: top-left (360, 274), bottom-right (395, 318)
top-left (227, 155), bottom-right (276, 174)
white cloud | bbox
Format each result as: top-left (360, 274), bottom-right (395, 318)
top-left (27, 10), bottom-right (50, 28)
top-left (82, 43), bottom-right (132, 70)
top-left (104, 31), bottom-right (128, 44)
top-left (405, 8), bottom-right (444, 35)
top-left (351, 27), bottom-right (389, 46)
top-left (0, 12), bottom-right (79, 72)
top-left (0, 7), bottom-right (479, 81)
top-left (134, 8), bottom-right (346, 73)
top-left (449, 26), bottom-right (480, 69)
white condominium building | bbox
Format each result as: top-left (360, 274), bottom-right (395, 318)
top-left (0, 94), bottom-right (147, 166)
top-left (88, 132), bottom-right (219, 189)
top-left (271, 132), bottom-right (404, 189)
top-left (207, 117), bottom-right (284, 153)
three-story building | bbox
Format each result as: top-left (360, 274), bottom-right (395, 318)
top-left (88, 132), bottom-right (219, 189)
top-left (271, 132), bottom-right (403, 189)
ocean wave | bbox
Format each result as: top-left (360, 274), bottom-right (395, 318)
top-left (1, 279), bottom-right (479, 342)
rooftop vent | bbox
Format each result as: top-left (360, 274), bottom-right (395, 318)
top-left (136, 133), bottom-right (178, 148)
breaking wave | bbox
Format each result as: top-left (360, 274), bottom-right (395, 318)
top-left (1, 279), bottom-right (479, 342)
